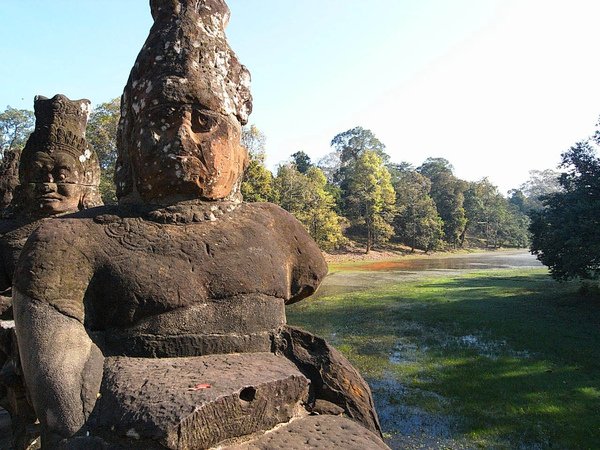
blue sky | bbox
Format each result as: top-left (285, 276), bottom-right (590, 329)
top-left (3, 1), bottom-right (600, 193)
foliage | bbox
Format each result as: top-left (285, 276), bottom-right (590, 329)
top-left (241, 159), bottom-right (274, 202)
top-left (301, 168), bottom-right (347, 250)
top-left (418, 158), bottom-right (467, 247)
top-left (316, 151), bottom-right (341, 184)
top-left (464, 178), bottom-right (529, 248)
top-left (344, 151), bottom-right (396, 252)
top-left (87, 98), bottom-right (120, 203)
top-left (273, 164), bottom-right (345, 250)
top-left (392, 168), bottom-right (443, 252)
top-left (0, 106), bottom-right (34, 159)
top-left (241, 124), bottom-right (267, 161)
top-left (240, 125), bottom-right (274, 202)
top-left (290, 150), bottom-right (312, 174)
top-left (517, 169), bottom-right (562, 211)
top-left (530, 141), bottom-right (600, 280)
top-left (330, 126), bottom-right (389, 166)
top-left (330, 127), bottom-right (390, 190)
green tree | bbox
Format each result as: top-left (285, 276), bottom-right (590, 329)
top-left (87, 98), bottom-right (120, 203)
top-left (273, 163), bottom-right (308, 213)
top-left (507, 189), bottom-right (529, 214)
top-left (273, 164), bottom-right (345, 250)
top-left (345, 151), bottom-right (396, 253)
top-left (242, 159), bottom-right (274, 202)
top-left (241, 124), bottom-right (266, 159)
top-left (392, 168), bottom-right (443, 252)
top-left (0, 106), bottom-right (34, 210)
top-left (240, 125), bottom-right (274, 202)
top-left (330, 126), bottom-right (389, 166)
top-left (290, 151), bottom-right (312, 174)
top-left (0, 106), bottom-right (34, 159)
top-left (418, 158), bottom-right (467, 247)
top-left (530, 141), bottom-right (600, 280)
top-left (329, 127), bottom-right (392, 224)
top-left (464, 178), bottom-right (529, 248)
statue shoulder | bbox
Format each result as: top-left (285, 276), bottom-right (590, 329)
top-left (240, 202), bottom-right (328, 303)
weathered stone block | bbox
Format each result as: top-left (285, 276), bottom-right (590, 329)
top-left (229, 415), bottom-right (390, 449)
top-left (86, 353), bottom-right (309, 449)
top-left (275, 326), bottom-right (382, 436)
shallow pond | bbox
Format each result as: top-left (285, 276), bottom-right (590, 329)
top-left (316, 250), bottom-right (544, 299)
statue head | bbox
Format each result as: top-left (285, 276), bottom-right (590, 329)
top-left (115, 0), bottom-right (252, 204)
top-left (16, 95), bottom-right (102, 217)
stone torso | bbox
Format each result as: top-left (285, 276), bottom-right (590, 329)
top-left (15, 202), bottom-right (326, 355)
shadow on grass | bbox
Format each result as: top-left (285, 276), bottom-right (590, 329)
top-left (287, 270), bottom-right (600, 448)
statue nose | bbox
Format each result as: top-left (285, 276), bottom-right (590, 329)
top-left (39, 182), bottom-right (57, 193)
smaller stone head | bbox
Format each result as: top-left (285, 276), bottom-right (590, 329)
top-left (16, 94), bottom-right (102, 217)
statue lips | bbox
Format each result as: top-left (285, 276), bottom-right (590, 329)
top-left (38, 194), bottom-right (62, 203)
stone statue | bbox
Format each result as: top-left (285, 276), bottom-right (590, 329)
top-left (13, 1), bottom-right (387, 448)
top-left (0, 94), bottom-right (102, 449)
top-left (1, 94), bottom-right (102, 303)
top-left (0, 147), bottom-right (21, 213)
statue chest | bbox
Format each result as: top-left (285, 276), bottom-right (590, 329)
top-left (91, 219), bottom-right (291, 325)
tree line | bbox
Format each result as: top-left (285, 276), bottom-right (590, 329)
top-left (242, 125), bottom-right (540, 253)
top-left (0, 101), bottom-right (563, 255)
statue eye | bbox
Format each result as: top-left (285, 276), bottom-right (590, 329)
top-left (56, 167), bottom-right (71, 182)
top-left (191, 110), bottom-right (217, 133)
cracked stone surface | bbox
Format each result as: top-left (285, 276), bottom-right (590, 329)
top-left (83, 353), bottom-right (309, 449)
top-left (229, 415), bottom-right (389, 450)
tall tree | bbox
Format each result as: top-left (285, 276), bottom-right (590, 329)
top-left (0, 106), bottom-right (34, 210)
top-left (290, 151), bottom-right (312, 174)
top-left (330, 126), bottom-right (389, 169)
top-left (302, 167), bottom-right (346, 250)
top-left (273, 164), bottom-right (345, 250)
top-left (0, 106), bottom-right (34, 159)
top-left (87, 98), bottom-right (120, 203)
top-left (519, 169), bottom-right (562, 211)
top-left (530, 141), bottom-right (600, 280)
top-left (418, 158), bottom-right (467, 247)
top-left (345, 151), bottom-right (396, 253)
top-left (464, 178), bottom-right (529, 248)
top-left (392, 168), bottom-right (443, 252)
top-left (240, 125), bottom-right (274, 202)
top-left (242, 158), bottom-right (274, 202)
top-left (329, 127), bottom-right (392, 223)
top-left (241, 124), bottom-right (266, 160)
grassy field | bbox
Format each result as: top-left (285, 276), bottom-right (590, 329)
top-left (287, 265), bottom-right (600, 449)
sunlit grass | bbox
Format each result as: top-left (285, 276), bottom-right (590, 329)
top-left (287, 268), bottom-right (600, 449)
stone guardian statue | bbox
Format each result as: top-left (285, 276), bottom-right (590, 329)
top-left (13, 2), bottom-right (386, 448)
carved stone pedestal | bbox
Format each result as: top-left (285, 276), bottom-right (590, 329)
top-left (68, 353), bottom-right (310, 449)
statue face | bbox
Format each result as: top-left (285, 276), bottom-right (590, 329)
top-left (23, 152), bottom-right (84, 215)
top-left (129, 104), bottom-right (247, 202)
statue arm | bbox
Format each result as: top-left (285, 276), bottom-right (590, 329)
top-left (13, 291), bottom-right (103, 441)
top-left (280, 209), bottom-right (328, 304)
top-left (11, 221), bottom-right (104, 442)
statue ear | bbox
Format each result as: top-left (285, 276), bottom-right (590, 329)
top-left (79, 188), bottom-right (103, 210)
top-left (78, 191), bottom-right (88, 211)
